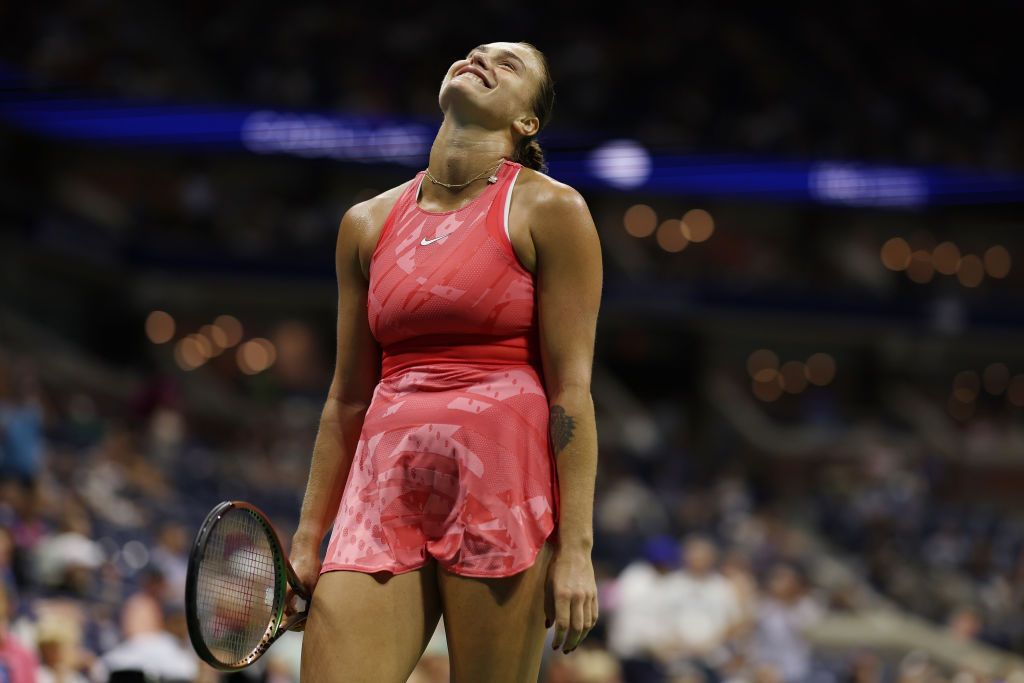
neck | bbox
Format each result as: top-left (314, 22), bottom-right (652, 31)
top-left (424, 118), bottom-right (511, 196)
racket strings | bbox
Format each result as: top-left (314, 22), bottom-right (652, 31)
top-left (195, 509), bottom-right (280, 665)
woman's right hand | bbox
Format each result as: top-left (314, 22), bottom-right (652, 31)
top-left (284, 546), bottom-right (322, 631)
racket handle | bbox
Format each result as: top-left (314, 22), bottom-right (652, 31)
top-left (282, 610), bottom-right (309, 631)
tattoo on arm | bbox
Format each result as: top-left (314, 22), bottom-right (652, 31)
top-left (549, 405), bottom-right (576, 454)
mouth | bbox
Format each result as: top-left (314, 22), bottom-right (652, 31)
top-left (454, 65), bottom-right (491, 89)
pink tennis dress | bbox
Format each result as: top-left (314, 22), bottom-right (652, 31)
top-left (320, 158), bottom-right (560, 578)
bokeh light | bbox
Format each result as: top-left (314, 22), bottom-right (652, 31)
top-left (174, 336), bottom-right (206, 371)
top-left (680, 209), bottom-right (715, 243)
top-left (656, 219), bottom-right (688, 252)
top-left (214, 314), bottom-right (244, 347)
top-left (931, 242), bottom-right (961, 275)
top-left (588, 139), bottom-right (652, 189)
top-left (804, 353), bottom-right (836, 386)
top-left (952, 370), bottom-right (980, 403)
top-left (187, 333), bottom-right (213, 360)
top-left (624, 204), bottom-right (658, 238)
top-left (122, 540), bottom-right (149, 570)
top-left (752, 374), bottom-right (784, 402)
top-left (237, 337), bottom-right (277, 375)
top-left (145, 310), bottom-right (175, 344)
top-left (984, 245), bottom-right (1011, 279)
top-left (200, 323), bottom-right (229, 356)
top-left (880, 238), bottom-right (911, 271)
top-left (957, 255), bottom-right (985, 287)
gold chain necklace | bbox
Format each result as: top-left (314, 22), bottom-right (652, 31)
top-left (425, 158), bottom-right (505, 189)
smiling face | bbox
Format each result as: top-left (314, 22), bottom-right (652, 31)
top-left (439, 41), bottom-right (545, 139)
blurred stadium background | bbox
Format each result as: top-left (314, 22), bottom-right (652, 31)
top-left (2, 2), bottom-right (1024, 682)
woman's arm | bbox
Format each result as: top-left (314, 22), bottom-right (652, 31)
top-left (531, 181), bottom-right (603, 652)
top-left (291, 204), bottom-right (382, 561)
top-left (534, 182), bottom-right (603, 550)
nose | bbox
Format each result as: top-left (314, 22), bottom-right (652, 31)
top-left (467, 51), bottom-right (490, 71)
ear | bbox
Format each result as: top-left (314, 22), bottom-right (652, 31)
top-left (512, 114), bottom-right (540, 139)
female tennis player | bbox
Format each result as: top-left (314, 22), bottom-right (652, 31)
top-left (288, 40), bottom-right (602, 682)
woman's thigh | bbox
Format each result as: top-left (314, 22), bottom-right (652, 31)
top-left (437, 541), bottom-right (555, 683)
top-left (300, 561), bottom-right (443, 683)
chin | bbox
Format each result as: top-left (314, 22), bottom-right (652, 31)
top-left (442, 78), bottom-right (481, 98)
top-left (439, 84), bottom-right (485, 113)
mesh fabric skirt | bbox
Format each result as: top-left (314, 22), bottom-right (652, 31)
top-left (320, 363), bottom-right (559, 578)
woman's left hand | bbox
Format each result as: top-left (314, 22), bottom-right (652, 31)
top-left (545, 545), bottom-right (599, 653)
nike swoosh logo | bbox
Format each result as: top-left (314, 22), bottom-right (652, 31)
top-left (420, 234), bottom-right (450, 246)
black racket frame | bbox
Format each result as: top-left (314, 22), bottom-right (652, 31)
top-left (185, 500), bottom-right (310, 671)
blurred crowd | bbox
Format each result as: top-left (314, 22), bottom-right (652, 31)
top-left (2, 336), bottom-right (1022, 682)
top-left (812, 436), bottom-right (1024, 653)
top-left (1, 2), bottom-right (1022, 172)
top-left (0, 343), bottom-right (313, 682)
top-left (3, 3), bottom-right (1021, 317)
top-left (3, 142), bottom-right (1020, 327)
top-left (0, 335), bottom-right (829, 683)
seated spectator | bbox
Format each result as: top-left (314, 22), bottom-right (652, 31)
top-left (36, 616), bottom-right (88, 683)
top-left (92, 592), bottom-right (197, 682)
top-left (0, 364), bottom-right (44, 487)
top-left (749, 563), bottom-right (824, 683)
top-left (0, 581), bottom-right (37, 683)
top-left (655, 535), bottom-right (743, 683)
top-left (545, 645), bottom-right (624, 683)
top-left (607, 535), bottom-right (681, 683)
top-left (149, 522), bottom-right (189, 607)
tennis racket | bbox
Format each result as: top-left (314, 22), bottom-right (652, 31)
top-left (185, 500), bottom-right (310, 671)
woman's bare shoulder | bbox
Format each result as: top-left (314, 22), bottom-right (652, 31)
top-left (342, 177), bottom-right (419, 279)
top-left (512, 167), bottom-right (592, 236)
top-left (344, 177), bottom-right (418, 233)
top-left (514, 167), bottom-right (588, 211)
